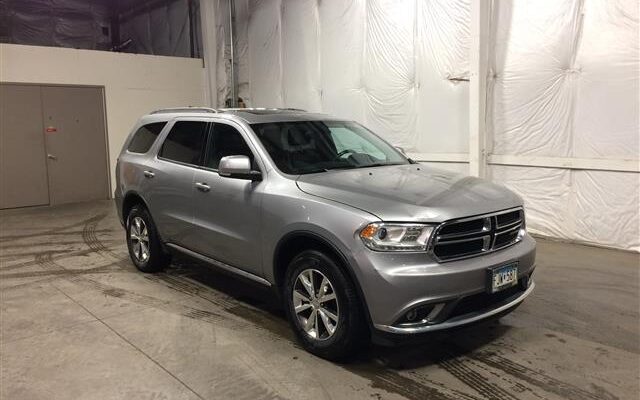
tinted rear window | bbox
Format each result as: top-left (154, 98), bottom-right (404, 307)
top-left (159, 121), bottom-right (208, 165)
top-left (127, 122), bottom-right (166, 153)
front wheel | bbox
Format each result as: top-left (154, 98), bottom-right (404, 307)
top-left (126, 205), bottom-right (170, 273)
top-left (284, 250), bottom-right (369, 360)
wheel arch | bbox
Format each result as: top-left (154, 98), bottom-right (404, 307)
top-left (122, 191), bottom-right (151, 222)
top-left (272, 230), bottom-right (373, 330)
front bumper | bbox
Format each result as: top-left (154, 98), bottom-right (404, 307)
top-left (351, 234), bottom-right (536, 334)
top-left (375, 279), bottom-right (534, 334)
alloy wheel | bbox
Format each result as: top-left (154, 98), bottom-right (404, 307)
top-left (129, 216), bottom-right (150, 262)
top-left (293, 269), bottom-right (340, 340)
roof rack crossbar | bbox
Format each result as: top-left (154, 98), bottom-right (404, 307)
top-left (151, 107), bottom-right (218, 114)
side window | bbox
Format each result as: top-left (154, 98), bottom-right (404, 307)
top-left (205, 123), bottom-right (255, 169)
top-left (127, 122), bottom-right (166, 153)
top-left (159, 121), bottom-right (208, 165)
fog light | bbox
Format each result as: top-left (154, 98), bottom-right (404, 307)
top-left (397, 304), bottom-right (438, 326)
top-left (405, 309), bottom-right (418, 321)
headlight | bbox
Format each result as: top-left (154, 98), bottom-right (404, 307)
top-left (359, 223), bottom-right (434, 251)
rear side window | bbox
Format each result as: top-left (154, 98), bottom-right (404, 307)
top-left (127, 122), bottom-right (166, 153)
top-left (159, 121), bottom-right (208, 165)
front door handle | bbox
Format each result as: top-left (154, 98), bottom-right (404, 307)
top-left (47, 154), bottom-right (57, 160)
top-left (143, 170), bottom-right (155, 178)
top-left (195, 182), bottom-right (210, 192)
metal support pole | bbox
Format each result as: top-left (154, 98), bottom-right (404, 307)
top-left (200, 0), bottom-right (218, 106)
top-left (188, 0), bottom-right (196, 58)
top-left (109, 0), bottom-right (121, 51)
top-left (228, 0), bottom-right (237, 107)
top-left (469, 0), bottom-right (491, 178)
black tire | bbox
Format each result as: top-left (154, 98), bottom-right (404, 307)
top-left (125, 205), bottom-right (170, 273)
top-left (283, 249), bottom-right (369, 361)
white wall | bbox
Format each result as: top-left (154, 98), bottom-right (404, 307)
top-left (0, 44), bottom-right (206, 191)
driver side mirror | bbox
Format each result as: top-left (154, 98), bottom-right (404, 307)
top-left (218, 155), bottom-right (262, 181)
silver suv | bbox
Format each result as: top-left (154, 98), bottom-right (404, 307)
top-left (115, 107), bottom-right (536, 360)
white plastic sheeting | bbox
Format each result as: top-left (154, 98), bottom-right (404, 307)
top-left (202, 0), bottom-right (639, 251)
top-left (200, 0), bottom-right (234, 106)
top-left (489, 0), bottom-right (639, 251)
top-left (234, 0), bottom-right (471, 153)
top-left (490, 0), bottom-right (638, 159)
top-left (489, 166), bottom-right (640, 251)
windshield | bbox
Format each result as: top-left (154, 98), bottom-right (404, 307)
top-left (250, 120), bottom-right (409, 175)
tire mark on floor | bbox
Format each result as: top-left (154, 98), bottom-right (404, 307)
top-left (0, 248), bottom-right (103, 271)
top-left (0, 239), bottom-right (119, 251)
top-left (145, 273), bottom-right (241, 310)
top-left (1, 248), bottom-right (72, 259)
top-left (0, 213), bottom-right (119, 272)
top-left (34, 252), bottom-right (244, 328)
top-left (437, 356), bottom-right (519, 400)
top-left (81, 217), bottom-right (127, 262)
top-left (0, 213), bottom-right (109, 242)
top-left (346, 364), bottom-right (482, 400)
top-left (469, 351), bottom-right (619, 400)
top-left (68, 216), bottom-right (289, 341)
top-left (85, 223), bottom-right (290, 340)
top-left (0, 263), bottom-right (120, 279)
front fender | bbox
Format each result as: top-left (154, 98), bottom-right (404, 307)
top-left (260, 190), bottom-right (379, 285)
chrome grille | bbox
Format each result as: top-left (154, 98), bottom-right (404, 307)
top-left (430, 208), bottom-right (524, 262)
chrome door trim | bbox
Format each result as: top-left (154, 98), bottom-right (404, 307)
top-left (165, 243), bottom-right (271, 286)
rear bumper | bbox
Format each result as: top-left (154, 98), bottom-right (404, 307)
top-left (114, 188), bottom-right (125, 226)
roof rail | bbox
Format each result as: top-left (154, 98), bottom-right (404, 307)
top-left (217, 107), bottom-right (307, 112)
top-left (150, 107), bottom-right (218, 114)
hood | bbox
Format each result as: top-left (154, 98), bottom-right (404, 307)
top-left (296, 164), bottom-right (522, 222)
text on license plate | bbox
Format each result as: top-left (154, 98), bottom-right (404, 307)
top-left (491, 263), bottom-right (518, 293)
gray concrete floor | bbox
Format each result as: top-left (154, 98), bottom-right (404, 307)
top-left (1, 200), bottom-right (638, 400)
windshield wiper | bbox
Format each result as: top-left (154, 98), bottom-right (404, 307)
top-left (299, 163), bottom-right (400, 175)
top-left (298, 165), bottom-right (355, 174)
top-left (357, 162), bottom-right (404, 169)
top-left (324, 165), bottom-right (358, 171)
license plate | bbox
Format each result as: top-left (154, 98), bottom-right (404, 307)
top-left (488, 262), bottom-right (518, 293)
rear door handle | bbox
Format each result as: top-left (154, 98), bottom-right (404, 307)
top-left (195, 182), bottom-right (210, 192)
top-left (143, 170), bottom-right (155, 178)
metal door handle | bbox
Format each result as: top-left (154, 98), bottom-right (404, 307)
top-left (143, 170), bottom-right (155, 178)
top-left (47, 154), bottom-right (57, 160)
top-left (195, 182), bottom-right (210, 192)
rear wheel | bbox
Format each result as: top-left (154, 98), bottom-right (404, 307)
top-left (126, 205), bottom-right (170, 272)
top-left (284, 250), bottom-right (368, 360)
